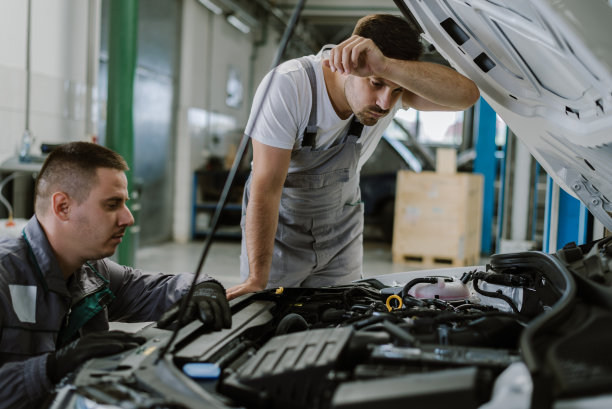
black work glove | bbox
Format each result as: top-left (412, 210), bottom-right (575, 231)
top-left (157, 281), bottom-right (232, 331)
top-left (46, 330), bottom-right (146, 383)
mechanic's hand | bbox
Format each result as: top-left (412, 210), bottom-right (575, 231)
top-left (324, 35), bottom-right (388, 77)
top-left (226, 279), bottom-right (266, 301)
top-left (157, 281), bottom-right (231, 331)
top-left (46, 330), bottom-right (146, 383)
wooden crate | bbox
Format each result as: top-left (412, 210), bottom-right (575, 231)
top-left (392, 170), bottom-right (484, 267)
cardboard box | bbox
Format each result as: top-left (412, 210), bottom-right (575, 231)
top-left (436, 147), bottom-right (457, 175)
top-left (392, 170), bottom-right (483, 267)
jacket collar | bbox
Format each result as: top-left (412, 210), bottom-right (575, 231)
top-left (22, 216), bottom-right (71, 297)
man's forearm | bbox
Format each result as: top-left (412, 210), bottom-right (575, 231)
top-left (244, 195), bottom-right (281, 288)
top-left (237, 140), bottom-right (292, 294)
top-left (382, 59), bottom-right (479, 110)
top-left (326, 35), bottom-right (479, 111)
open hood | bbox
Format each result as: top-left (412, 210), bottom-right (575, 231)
top-left (397, 0), bottom-right (612, 231)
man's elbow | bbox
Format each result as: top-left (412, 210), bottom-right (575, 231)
top-left (462, 81), bottom-right (480, 109)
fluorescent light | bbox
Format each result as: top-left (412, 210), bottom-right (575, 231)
top-left (198, 0), bottom-right (223, 15)
top-left (227, 14), bottom-right (251, 34)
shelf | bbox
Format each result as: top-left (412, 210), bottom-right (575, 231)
top-left (192, 171), bottom-right (245, 240)
top-left (192, 226), bottom-right (242, 240)
top-left (195, 203), bottom-right (242, 211)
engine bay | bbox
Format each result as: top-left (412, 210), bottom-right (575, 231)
top-left (47, 237), bottom-right (612, 409)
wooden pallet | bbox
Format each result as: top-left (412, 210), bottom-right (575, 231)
top-left (391, 168), bottom-right (484, 268)
top-left (392, 252), bottom-right (480, 268)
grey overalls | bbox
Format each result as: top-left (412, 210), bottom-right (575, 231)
top-left (240, 57), bottom-right (365, 288)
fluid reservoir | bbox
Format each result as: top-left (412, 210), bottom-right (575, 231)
top-left (408, 277), bottom-right (470, 301)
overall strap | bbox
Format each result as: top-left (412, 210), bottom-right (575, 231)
top-left (297, 57), bottom-right (318, 148)
top-left (347, 115), bottom-right (364, 140)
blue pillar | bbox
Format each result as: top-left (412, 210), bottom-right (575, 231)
top-left (531, 162), bottom-right (541, 242)
top-left (557, 189), bottom-right (589, 247)
top-left (494, 127), bottom-right (508, 254)
top-left (473, 98), bottom-right (497, 255)
top-left (543, 175), bottom-right (589, 251)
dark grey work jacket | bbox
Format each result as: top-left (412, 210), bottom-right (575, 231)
top-left (0, 217), bottom-right (211, 409)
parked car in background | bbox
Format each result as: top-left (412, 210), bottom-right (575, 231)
top-left (360, 133), bottom-right (431, 242)
top-left (197, 133), bottom-right (433, 242)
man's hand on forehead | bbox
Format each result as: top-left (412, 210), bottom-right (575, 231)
top-left (324, 35), bottom-right (388, 78)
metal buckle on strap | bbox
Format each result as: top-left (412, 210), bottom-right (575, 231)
top-left (347, 117), bottom-right (364, 139)
top-left (303, 125), bottom-right (318, 148)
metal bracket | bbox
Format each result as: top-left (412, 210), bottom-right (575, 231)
top-left (568, 170), bottom-right (612, 233)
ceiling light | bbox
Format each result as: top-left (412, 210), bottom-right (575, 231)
top-left (198, 0), bottom-right (223, 15)
top-left (226, 14), bottom-right (251, 34)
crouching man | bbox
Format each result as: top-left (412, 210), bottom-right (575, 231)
top-left (0, 142), bottom-right (231, 409)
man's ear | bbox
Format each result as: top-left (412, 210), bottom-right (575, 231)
top-left (51, 192), bottom-right (71, 221)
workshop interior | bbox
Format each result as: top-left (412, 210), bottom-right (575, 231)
top-left (1, 0), bottom-right (612, 408)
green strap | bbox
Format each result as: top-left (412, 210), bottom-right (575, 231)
top-left (56, 287), bottom-right (115, 347)
top-left (86, 261), bottom-right (110, 284)
top-left (56, 263), bottom-right (115, 347)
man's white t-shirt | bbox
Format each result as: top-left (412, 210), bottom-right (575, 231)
top-left (245, 47), bottom-right (403, 173)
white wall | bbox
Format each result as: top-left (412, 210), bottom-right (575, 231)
top-left (172, 0), bottom-right (282, 242)
top-left (0, 0), bottom-right (283, 243)
top-left (0, 0), bottom-right (91, 164)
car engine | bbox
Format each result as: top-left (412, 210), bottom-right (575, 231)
top-left (47, 237), bottom-right (612, 409)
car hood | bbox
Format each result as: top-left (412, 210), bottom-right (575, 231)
top-left (397, 0), bottom-right (612, 231)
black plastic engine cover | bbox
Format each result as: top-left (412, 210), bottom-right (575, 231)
top-left (331, 366), bottom-right (483, 409)
top-left (220, 326), bottom-right (353, 409)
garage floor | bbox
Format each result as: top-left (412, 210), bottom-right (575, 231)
top-left (135, 238), bottom-right (423, 289)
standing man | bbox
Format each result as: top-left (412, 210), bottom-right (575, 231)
top-left (227, 14), bottom-right (479, 300)
top-left (0, 142), bottom-right (231, 409)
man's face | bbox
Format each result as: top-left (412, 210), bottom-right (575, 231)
top-left (68, 167), bottom-right (134, 261)
top-left (344, 75), bottom-right (404, 126)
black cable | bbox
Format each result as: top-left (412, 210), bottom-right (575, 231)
top-left (401, 295), bottom-right (426, 308)
top-left (455, 302), bottom-right (492, 312)
top-left (382, 320), bottom-right (415, 347)
top-left (478, 271), bottom-right (531, 287)
top-left (156, 0), bottom-right (307, 362)
top-left (400, 277), bottom-right (437, 298)
top-left (473, 278), bottom-right (520, 315)
top-left (432, 310), bottom-right (518, 324)
top-left (428, 297), bottom-right (457, 311)
top-left (342, 286), bottom-right (383, 308)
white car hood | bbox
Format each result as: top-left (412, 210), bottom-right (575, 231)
top-left (397, 0), bottom-right (612, 231)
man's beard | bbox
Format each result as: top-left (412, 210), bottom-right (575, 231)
top-left (344, 76), bottom-right (390, 126)
top-left (354, 106), bottom-right (390, 126)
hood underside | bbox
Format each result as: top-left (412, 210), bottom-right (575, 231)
top-left (397, 0), bottom-right (612, 230)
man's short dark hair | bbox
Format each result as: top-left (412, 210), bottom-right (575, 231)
top-left (353, 14), bottom-right (423, 61)
top-left (35, 142), bottom-right (129, 215)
